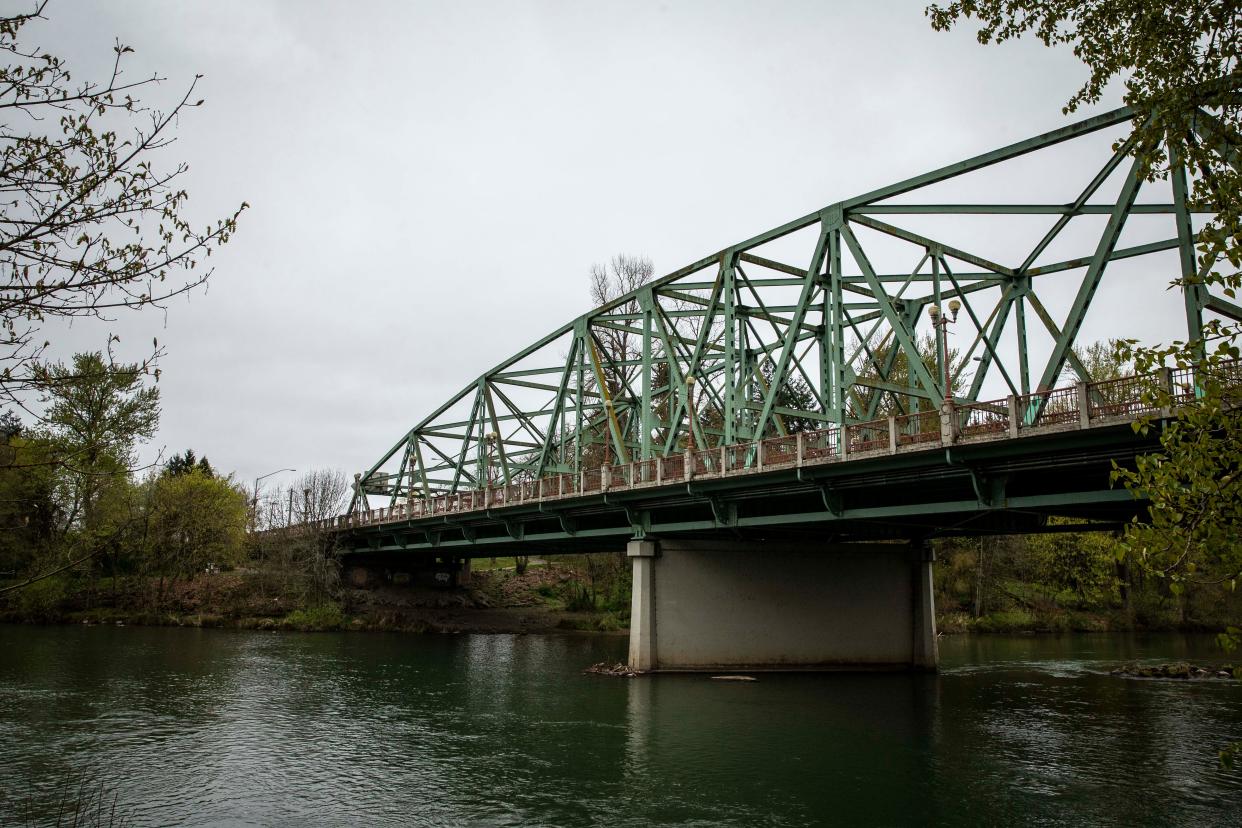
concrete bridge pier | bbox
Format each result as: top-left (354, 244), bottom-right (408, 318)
top-left (627, 538), bottom-right (938, 673)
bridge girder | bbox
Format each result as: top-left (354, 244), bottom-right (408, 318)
top-left (353, 101), bottom-right (1238, 511)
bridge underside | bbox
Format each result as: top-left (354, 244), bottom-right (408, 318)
top-left (342, 420), bottom-right (1152, 560)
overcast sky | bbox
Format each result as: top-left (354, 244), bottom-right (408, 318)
top-left (19, 0), bottom-right (1181, 493)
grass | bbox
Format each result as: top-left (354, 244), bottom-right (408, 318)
top-left (282, 603), bottom-right (345, 631)
top-left (470, 556), bottom-right (548, 572)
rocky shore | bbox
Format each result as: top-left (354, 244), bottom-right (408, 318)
top-left (1110, 662), bottom-right (1240, 679)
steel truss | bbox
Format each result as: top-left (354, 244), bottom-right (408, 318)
top-left (351, 101), bottom-right (1240, 512)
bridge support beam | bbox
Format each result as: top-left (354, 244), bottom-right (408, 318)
top-left (626, 537), bottom-right (937, 673)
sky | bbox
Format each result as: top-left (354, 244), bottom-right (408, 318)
top-left (14, 0), bottom-right (1183, 494)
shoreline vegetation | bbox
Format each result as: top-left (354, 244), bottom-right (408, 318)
top-left (3, 549), bottom-right (1238, 638)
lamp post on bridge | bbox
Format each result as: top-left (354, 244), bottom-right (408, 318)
top-left (483, 432), bottom-right (500, 498)
top-left (928, 300), bottom-right (961, 443)
top-left (684, 374), bottom-right (697, 454)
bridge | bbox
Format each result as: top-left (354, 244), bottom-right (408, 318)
top-left (332, 100), bottom-right (1239, 673)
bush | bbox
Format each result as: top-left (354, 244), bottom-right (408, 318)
top-left (17, 576), bottom-right (68, 621)
top-left (564, 584), bottom-right (597, 613)
top-left (594, 611), bottom-right (624, 632)
top-left (971, 609), bottom-right (1037, 633)
top-left (283, 602), bottom-right (344, 631)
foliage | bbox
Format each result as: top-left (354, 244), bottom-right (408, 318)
top-left (1111, 348), bottom-right (1242, 602)
top-left (165, 449), bottom-right (213, 479)
top-left (283, 602), bottom-right (344, 631)
top-left (43, 352), bottom-right (159, 467)
top-left (849, 332), bottom-right (960, 419)
top-left (1068, 338), bottom-right (1131, 383)
top-left (0, 431), bottom-right (57, 574)
top-left (753, 358), bottom-right (819, 433)
top-left (15, 573), bottom-right (66, 620)
top-left (1028, 529), bottom-right (1119, 605)
top-left (144, 469), bottom-right (247, 597)
top-left (0, 2), bottom-right (245, 409)
top-left (40, 351), bottom-right (158, 552)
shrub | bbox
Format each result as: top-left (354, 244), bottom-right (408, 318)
top-left (594, 612), bottom-right (623, 632)
top-left (564, 584), bottom-right (597, 613)
top-left (283, 602), bottom-right (344, 631)
top-left (17, 576), bottom-right (69, 621)
top-left (971, 609), bottom-right (1037, 633)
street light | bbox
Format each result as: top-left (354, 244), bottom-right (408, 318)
top-left (483, 432), bottom-right (499, 487)
top-left (684, 374), bottom-right (697, 453)
top-left (928, 299), bottom-right (961, 438)
top-left (252, 467), bottom-right (295, 530)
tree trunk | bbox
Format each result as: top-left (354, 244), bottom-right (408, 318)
top-left (973, 538), bottom-right (986, 618)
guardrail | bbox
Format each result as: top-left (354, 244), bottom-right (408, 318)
top-left (313, 362), bottom-right (1233, 532)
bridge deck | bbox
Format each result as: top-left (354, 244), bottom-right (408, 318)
top-left (321, 363), bottom-right (1235, 556)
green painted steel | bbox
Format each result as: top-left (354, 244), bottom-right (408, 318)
top-left (349, 102), bottom-right (1234, 511)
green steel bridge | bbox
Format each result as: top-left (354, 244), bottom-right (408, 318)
top-left (339, 100), bottom-right (1240, 558)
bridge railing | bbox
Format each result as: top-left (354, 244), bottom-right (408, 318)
top-left (801, 428), bottom-right (841, 462)
top-left (324, 360), bottom-right (1237, 531)
top-left (846, 418), bottom-right (889, 455)
top-left (761, 434), bottom-right (798, 467)
top-left (895, 409), bottom-right (940, 447)
top-left (1017, 386), bottom-right (1079, 430)
top-left (957, 400), bottom-right (1009, 439)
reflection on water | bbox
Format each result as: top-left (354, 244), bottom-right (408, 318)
top-left (1, 627), bottom-right (1239, 826)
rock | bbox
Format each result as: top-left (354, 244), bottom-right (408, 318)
top-left (1165, 662), bottom-right (1191, 678)
top-left (710, 675), bottom-right (757, 682)
top-left (1218, 671), bottom-right (1232, 678)
top-left (584, 661), bottom-right (639, 678)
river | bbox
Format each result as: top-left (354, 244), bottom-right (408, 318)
top-left (1, 626), bottom-right (1239, 826)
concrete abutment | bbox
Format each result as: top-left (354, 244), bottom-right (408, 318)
top-left (626, 537), bottom-right (938, 673)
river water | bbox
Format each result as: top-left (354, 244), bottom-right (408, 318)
top-left (1, 626), bottom-right (1239, 826)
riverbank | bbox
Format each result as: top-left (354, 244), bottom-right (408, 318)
top-left (0, 563), bottom-right (629, 635)
top-left (2, 558), bottom-right (1234, 637)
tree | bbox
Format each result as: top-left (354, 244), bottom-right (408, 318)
top-left (0, 429), bottom-right (56, 576)
top-left (584, 254), bottom-right (656, 464)
top-left (42, 351), bottom-right (158, 528)
top-left (36, 350), bottom-right (158, 596)
top-left (849, 333), bottom-right (961, 420)
top-left (752, 357), bottom-right (819, 433)
top-left (253, 469), bottom-right (349, 603)
top-left (166, 449), bottom-right (213, 479)
top-left (0, 2), bottom-right (245, 413)
top-left (143, 468), bottom-right (247, 608)
top-left (290, 468), bottom-right (350, 525)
